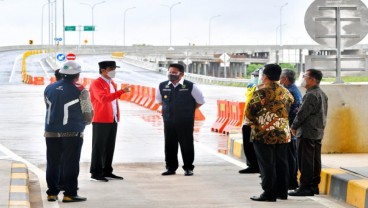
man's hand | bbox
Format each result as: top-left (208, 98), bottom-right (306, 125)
top-left (123, 85), bottom-right (131, 93)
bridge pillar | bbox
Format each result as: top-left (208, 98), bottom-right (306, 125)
top-left (198, 63), bottom-right (203, 75)
top-left (211, 62), bottom-right (216, 77)
top-left (203, 63), bottom-right (207, 76)
top-left (299, 49), bottom-right (303, 74)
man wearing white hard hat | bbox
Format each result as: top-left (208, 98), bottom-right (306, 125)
top-left (44, 60), bottom-right (93, 203)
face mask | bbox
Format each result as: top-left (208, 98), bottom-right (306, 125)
top-left (300, 79), bottom-right (307, 88)
top-left (168, 74), bottom-right (180, 81)
top-left (107, 70), bottom-right (116, 78)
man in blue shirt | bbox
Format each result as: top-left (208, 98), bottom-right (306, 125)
top-left (280, 69), bottom-right (302, 191)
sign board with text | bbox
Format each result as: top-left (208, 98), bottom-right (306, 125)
top-left (83, 26), bottom-right (95, 31)
top-left (64, 26), bottom-right (76, 31)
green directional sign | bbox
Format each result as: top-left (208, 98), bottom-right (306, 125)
top-left (83, 26), bottom-right (95, 31)
top-left (64, 26), bottom-right (76, 31)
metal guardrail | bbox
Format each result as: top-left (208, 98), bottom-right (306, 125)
top-left (121, 56), bottom-right (250, 86)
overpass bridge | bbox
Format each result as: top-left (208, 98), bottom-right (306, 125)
top-left (2, 44), bottom-right (368, 79)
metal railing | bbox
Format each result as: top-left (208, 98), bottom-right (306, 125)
top-left (121, 56), bottom-right (250, 86)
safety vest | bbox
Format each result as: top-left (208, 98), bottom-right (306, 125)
top-left (159, 80), bottom-right (196, 122)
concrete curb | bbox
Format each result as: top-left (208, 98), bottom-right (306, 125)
top-left (228, 133), bottom-right (368, 208)
top-left (9, 162), bottom-right (30, 208)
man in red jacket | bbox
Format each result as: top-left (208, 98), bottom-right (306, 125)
top-left (89, 61), bottom-right (130, 182)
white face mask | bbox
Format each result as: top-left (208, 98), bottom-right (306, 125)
top-left (107, 70), bottom-right (116, 78)
top-left (300, 79), bottom-right (307, 88)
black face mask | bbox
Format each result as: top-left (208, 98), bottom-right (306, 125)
top-left (168, 74), bottom-right (180, 81)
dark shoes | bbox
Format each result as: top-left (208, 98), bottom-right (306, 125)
top-left (90, 175), bottom-right (109, 182)
top-left (104, 173), bottom-right (124, 180)
top-left (288, 188), bottom-right (314, 196)
top-left (162, 170), bottom-right (176, 176)
top-left (62, 195), bottom-right (87, 203)
top-left (184, 170), bottom-right (193, 176)
top-left (239, 167), bottom-right (259, 174)
top-left (47, 195), bottom-right (58, 202)
top-left (250, 195), bottom-right (276, 202)
top-left (276, 195), bottom-right (288, 200)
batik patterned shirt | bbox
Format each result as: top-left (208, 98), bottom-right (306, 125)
top-left (245, 82), bottom-right (294, 144)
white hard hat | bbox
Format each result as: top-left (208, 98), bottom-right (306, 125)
top-left (60, 61), bottom-right (82, 75)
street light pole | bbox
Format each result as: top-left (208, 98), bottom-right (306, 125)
top-left (41, 2), bottom-right (48, 45)
top-left (62, 0), bottom-right (65, 55)
top-left (81, 1), bottom-right (106, 46)
top-left (161, 2), bottom-right (181, 49)
top-left (123, 7), bottom-right (136, 47)
top-left (279, 2), bottom-right (288, 46)
top-left (209, 15), bottom-right (220, 46)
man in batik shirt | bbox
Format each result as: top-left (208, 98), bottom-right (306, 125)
top-left (245, 64), bottom-right (294, 202)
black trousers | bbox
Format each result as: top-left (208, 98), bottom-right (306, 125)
top-left (90, 122), bottom-right (118, 177)
top-left (287, 138), bottom-right (298, 188)
top-left (46, 136), bottom-right (83, 196)
top-left (242, 125), bottom-right (259, 171)
top-left (253, 142), bottom-right (289, 198)
top-left (297, 137), bottom-right (322, 189)
top-left (164, 119), bottom-right (195, 171)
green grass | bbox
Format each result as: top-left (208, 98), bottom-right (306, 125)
top-left (323, 76), bottom-right (368, 82)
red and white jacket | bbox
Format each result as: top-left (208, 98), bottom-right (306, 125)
top-left (89, 77), bottom-right (124, 123)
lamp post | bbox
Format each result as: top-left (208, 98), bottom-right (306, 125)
top-left (161, 2), bottom-right (181, 49)
top-left (209, 15), bottom-right (220, 46)
top-left (279, 2), bottom-right (288, 46)
top-left (81, 1), bottom-right (106, 46)
top-left (41, 2), bottom-right (48, 45)
top-left (275, 24), bottom-right (286, 45)
top-left (123, 7), bottom-right (136, 47)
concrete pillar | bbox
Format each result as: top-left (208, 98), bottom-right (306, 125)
top-left (204, 63), bottom-right (207, 76)
top-left (198, 63), bottom-right (202, 75)
top-left (210, 63), bottom-right (216, 77)
top-left (243, 63), bottom-right (247, 78)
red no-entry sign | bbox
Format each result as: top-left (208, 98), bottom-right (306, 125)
top-left (66, 53), bottom-right (76, 60)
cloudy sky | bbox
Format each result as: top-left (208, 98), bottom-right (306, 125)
top-left (1, 0), bottom-right (368, 47)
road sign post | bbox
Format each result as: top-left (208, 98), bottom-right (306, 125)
top-left (220, 53), bottom-right (230, 78)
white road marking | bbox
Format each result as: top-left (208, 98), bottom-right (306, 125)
top-left (9, 54), bottom-right (22, 83)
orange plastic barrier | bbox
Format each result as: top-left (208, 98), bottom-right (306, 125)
top-left (149, 88), bottom-right (160, 111)
top-left (194, 108), bottom-right (205, 121)
top-left (33, 76), bottom-right (45, 85)
top-left (139, 86), bottom-right (150, 106)
top-left (131, 85), bottom-right (142, 103)
top-left (211, 100), bottom-right (230, 133)
top-left (134, 85), bottom-right (145, 104)
top-left (50, 76), bottom-right (57, 84)
top-left (222, 101), bottom-right (245, 134)
top-left (144, 87), bottom-right (156, 109)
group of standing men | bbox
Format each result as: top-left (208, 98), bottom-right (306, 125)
top-left (43, 62), bottom-right (204, 203)
top-left (43, 59), bottom-right (327, 203)
top-left (44, 60), bottom-right (130, 202)
top-left (240, 64), bottom-right (328, 202)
